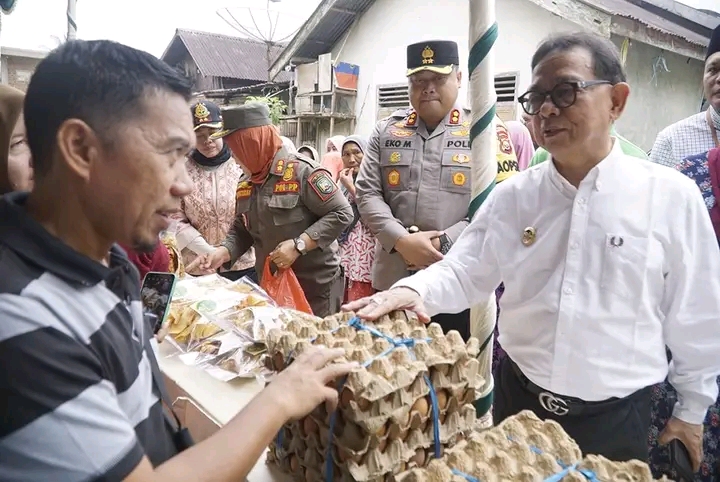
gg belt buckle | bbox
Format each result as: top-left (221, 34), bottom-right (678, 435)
top-left (538, 392), bottom-right (570, 416)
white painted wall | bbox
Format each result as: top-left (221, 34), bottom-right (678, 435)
top-left (321, 0), bottom-right (704, 151)
top-left (611, 35), bottom-right (704, 150)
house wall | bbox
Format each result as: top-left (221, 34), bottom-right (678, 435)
top-left (1, 55), bottom-right (42, 92)
top-left (321, 0), bottom-right (703, 151)
top-left (611, 35), bottom-right (704, 150)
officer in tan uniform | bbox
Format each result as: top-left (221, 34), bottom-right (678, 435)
top-left (199, 103), bottom-right (353, 317)
top-left (355, 40), bottom-right (519, 340)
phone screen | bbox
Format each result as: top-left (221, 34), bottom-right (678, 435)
top-left (140, 272), bottom-right (177, 334)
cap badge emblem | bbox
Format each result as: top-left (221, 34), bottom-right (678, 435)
top-left (421, 46), bottom-right (435, 65)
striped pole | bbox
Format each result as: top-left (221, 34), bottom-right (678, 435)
top-left (67, 0), bottom-right (77, 40)
top-left (468, 0), bottom-right (498, 429)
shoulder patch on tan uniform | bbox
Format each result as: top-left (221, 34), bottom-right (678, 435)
top-left (308, 170), bottom-right (338, 202)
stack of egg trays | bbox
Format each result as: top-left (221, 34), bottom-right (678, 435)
top-left (391, 410), bottom-right (670, 482)
top-left (265, 311), bottom-right (485, 482)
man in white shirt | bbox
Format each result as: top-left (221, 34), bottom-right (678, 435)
top-left (344, 32), bottom-right (720, 470)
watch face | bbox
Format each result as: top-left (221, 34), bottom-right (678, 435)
top-left (296, 238), bottom-right (306, 252)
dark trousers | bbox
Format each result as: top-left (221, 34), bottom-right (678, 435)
top-left (432, 309), bottom-right (471, 341)
top-left (219, 268), bottom-right (258, 284)
top-left (494, 356), bottom-right (652, 462)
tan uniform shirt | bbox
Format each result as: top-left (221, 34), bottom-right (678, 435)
top-left (356, 106), bottom-right (519, 290)
top-left (222, 148), bottom-right (353, 316)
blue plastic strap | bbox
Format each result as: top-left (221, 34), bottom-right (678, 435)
top-left (451, 469), bottom-right (480, 482)
top-left (319, 317), bottom-right (443, 482)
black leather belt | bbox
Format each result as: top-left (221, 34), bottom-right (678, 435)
top-left (508, 358), bottom-right (648, 417)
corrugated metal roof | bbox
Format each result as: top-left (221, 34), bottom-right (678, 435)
top-left (584, 0), bottom-right (709, 46)
top-left (171, 29), bottom-right (292, 82)
top-left (279, 0), bottom-right (710, 69)
top-left (292, 0), bottom-right (376, 61)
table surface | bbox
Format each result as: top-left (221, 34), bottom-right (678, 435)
top-left (158, 343), bottom-right (291, 482)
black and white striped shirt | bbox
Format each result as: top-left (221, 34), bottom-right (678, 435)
top-left (0, 192), bottom-right (177, 481)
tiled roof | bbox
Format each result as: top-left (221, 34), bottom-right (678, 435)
top-left (165, 29), bottom-right (292, 83)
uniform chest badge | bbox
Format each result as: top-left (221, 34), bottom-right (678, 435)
top-left (390, 129), bottom-right (414, 138)
top-left (452, 153), bottom-right (470, 164)
top-left (387, 169), bottom-right (401, 186)
top-left (282, 163), bottom-right (296, 182)
top-left (450, 128), bottom-right (470, 137)
top-left (452, 172), bottom-right (467, 186)
top-left (275, 159), bottom-right (285, 174)
top-left (236, 181), bottom-right (253, 199)
top-left (389, 152), bottom-right (401, 163)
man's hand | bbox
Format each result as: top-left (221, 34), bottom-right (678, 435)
top-left (189, 246), bottom-right (230, 273)
top-left (270, 239), bottom-right (301, 270)
top-left (395, 231), bottom-right (444, 269)
top-left (659, 416), bottom-right (704, 472)
top-left (265, 346), bottom-right (358, 420)
top-left (184, 256), bottom-right (218, 276)
top-left (341, 287), bottom-right (430, 323)
top-left (155, 320), bottom-right (169, 343)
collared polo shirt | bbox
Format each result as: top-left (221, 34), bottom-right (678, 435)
top-left (0, 192), bottom-right (177, 481)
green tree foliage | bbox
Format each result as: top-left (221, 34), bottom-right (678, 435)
top-left (245, 96), bottom-right (287, 125)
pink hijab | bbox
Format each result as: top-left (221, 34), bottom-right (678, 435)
top-left (321, 151), bottom-right (343, 181)
top-left (505, 120), bottom-right (534, 171)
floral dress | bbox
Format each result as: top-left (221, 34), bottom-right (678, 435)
top-left (338, 189), bottom-right (376, 302)
top-left (647, 147), bottom-right (720, 481)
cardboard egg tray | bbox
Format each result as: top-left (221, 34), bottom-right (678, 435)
top-left (265, 310), bottom-right (486, 482)
top-left (392, 411), bottom-right (671, 482)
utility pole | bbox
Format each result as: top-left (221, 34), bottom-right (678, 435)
top-left (468, 0), bottom-right (498, 429)
top-left (67, 0), bottom-right (77, 41)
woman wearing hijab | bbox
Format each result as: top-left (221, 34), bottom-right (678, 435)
top-left (326, 135), bottom-right (345, 153)
top-left (505, 120), bottom-right (534, 171)
top-left (0, 85), bottom-right (32, 194)
top-left (646, 26), bottom-right (720, 481)
top-left (173, 100), bottom-right (256, 281)
top-left (298, 145), bottom-right (319, 161)
top-left (321, 151), bottom-right (344, 181)
top-left (198, 103), bottom-right (353, 317)
top-left (337, 135), bottom-right (377, 302)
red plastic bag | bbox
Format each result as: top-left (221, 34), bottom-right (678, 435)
top-left (261, 257), bottom-right (313, 315)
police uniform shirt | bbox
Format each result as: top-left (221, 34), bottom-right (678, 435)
top-left (356, 106), bottom-right (519, 290)
top-left (394, 140), bottom-right (720, 423)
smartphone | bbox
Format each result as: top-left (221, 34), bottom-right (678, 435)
top-left (141, 272), bottom-right (177, 334)
top-left (669, 439), bottom-right (694, 481)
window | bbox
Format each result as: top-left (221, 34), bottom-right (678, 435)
top-left (376, 83), bottom-right (410, 120)
top-left (495, 72), bottom-right (518, 103)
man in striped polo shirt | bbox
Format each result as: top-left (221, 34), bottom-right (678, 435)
top-left (0, 40), bottom-right (355, 481)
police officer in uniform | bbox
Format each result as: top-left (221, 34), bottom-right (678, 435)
top-left (200, 103), bottom-right (353, 317)
top-left (354, 40), bottom-right (519, 340)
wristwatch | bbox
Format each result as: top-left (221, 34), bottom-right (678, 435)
top-left (438, 233), bottom-right (453, 255)
top-left (293, 237), bottom-right (307, 255)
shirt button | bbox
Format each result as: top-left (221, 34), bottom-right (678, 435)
top-left (563, 287), bottom-right (573, 295)
top-left (570, 241), bottom-right (579, 249)
top-left (577, 198), bottom-right (586, 204)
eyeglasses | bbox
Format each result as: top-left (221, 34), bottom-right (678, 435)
top-left (517, 80), bottom-right (612, 115)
